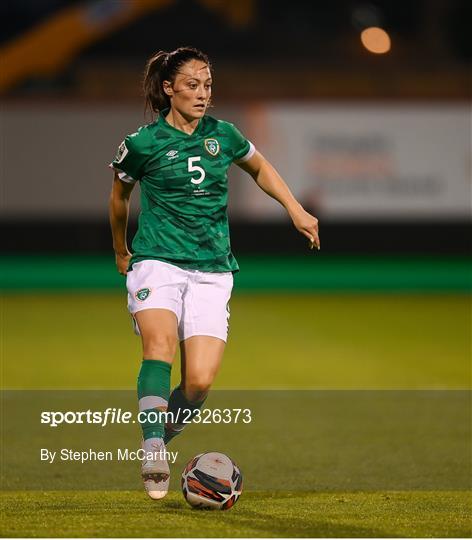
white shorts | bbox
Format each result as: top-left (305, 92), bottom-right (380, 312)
top-left (126, 259), bottom-right (234, 342)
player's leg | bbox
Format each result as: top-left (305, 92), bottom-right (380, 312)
top-left (126, 259), bottom-right (186, 500)
top-left (135, 308), bottom-right (178, 442)
top-left (164, 270), bottom-right (233, 444)
top-left (164, 337), bottom-right (225, 443)
top-left (134, 308), bottom-right (178, 499)
top-left (181, 335), bottom-right (225, 401)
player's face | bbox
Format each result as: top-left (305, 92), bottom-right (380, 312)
top-left (165, 60), bottom-right (212, 121)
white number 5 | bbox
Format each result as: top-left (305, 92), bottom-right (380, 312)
top-left (188, 156), bottom-right (206, 185)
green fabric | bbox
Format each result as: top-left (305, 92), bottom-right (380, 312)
top-left (137, 359), bottom-right (171, 440)
top-left (111, 111), bottom-right (252, 273)
top-left (1, 255), bottom-right (470, 292)
top-left (164, 385), bottom-right (206, 445)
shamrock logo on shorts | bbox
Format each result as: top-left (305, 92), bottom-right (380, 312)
top-left (135, 288), bottom-right (151, 302)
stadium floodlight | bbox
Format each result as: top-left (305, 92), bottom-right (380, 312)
top-left (360, 26), bottom-right (391, 54)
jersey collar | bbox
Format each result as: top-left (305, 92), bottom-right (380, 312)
top-left (159, 108), bottom-right (204, 138)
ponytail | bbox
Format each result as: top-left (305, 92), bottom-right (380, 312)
top-left (143, 51), bottom-right (170, 114)
top-left (143, 47), bottom-right (211, 116)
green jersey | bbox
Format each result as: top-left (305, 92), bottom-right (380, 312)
top-left (111, 110), bottom-right (254, 272)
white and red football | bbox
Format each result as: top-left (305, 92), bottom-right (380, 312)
top-left (181, 452), bottom-right (243, 510)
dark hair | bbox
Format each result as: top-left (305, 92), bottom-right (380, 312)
top-left (143, 46), bottom-right (211, 115)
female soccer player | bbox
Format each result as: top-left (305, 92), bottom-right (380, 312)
top-left (109, 47), bottom-right (319, 500)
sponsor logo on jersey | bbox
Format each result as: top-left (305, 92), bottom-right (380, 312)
top-left (204, 138), bottom-right (220, 156)
top-left (135, 287), bottom-right (151, 302)
top-left (115, 141), bottom-right (128, 163)
top-left (166, 149), bottom-right (179, 160)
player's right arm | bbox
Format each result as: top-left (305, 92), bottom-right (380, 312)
top-left (109, 173), bottom-right (135, 275)
top-left (109, 130), bottom-right (151, 275)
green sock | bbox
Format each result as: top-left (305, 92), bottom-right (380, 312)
top-left (164, 385), bottom-right (206, 445)
top-left (137, 359), bottom-right (171, 441)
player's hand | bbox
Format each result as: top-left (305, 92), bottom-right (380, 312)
top-left (115, 250), bottom-right (132, 275)
top-left (290, 206), bottom-right (320, 250)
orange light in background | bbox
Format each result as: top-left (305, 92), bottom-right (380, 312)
top-left (360, 26), bottom-right (391, 54)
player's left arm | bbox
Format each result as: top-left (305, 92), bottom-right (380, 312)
top-left (237, 151), bottom-right (320, 250)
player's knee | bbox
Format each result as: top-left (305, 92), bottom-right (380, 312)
top-left (184, 375), bottom-right (213, 402)
top-left (142, 335), bottom-right (176, 362)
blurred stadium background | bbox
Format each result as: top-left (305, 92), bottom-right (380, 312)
top-left (2, 0), bottom-right (470, 256)
top-left (1, 1), bottom-right (471, 537)
top-left (1, 0), bottom-right (470, 391)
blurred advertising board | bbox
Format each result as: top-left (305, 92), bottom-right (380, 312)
top-left (2, 103), bottom-right (470, 221)
top-left (231, 104), bottom-right (471, 221)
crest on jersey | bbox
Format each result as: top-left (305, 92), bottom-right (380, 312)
top-left (204, 138), bottom-right (220, 156)
top-left (135, 287), bottom-right (151, 302)
top-left (115, 141), bottom-right (128, 164)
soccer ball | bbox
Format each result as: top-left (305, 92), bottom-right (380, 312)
top-left (181, 452), bottom-right (243, 510)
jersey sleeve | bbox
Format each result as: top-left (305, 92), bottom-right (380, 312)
top-left (109, 131), bottom-right (149, 183)
top-left (226, 123), bottom-right (255, 163)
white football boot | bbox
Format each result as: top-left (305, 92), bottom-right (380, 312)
top-left (141, 437), bottom-right (170, 500)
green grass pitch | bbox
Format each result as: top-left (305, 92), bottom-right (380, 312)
top-left (3, 293), bottom-right (470, 389)
top-left (1, 291), bottom-right (471, 537)
top-left (2, 491), bottom-right (471, 538)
